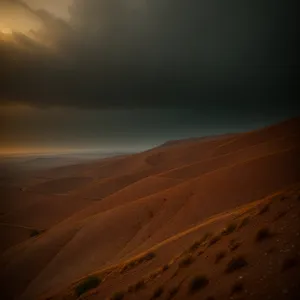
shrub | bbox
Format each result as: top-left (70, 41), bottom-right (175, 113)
top-left (189, 241), bottom-right (201, 252)
top-left (208, 234), bottom-right (221, 247)
top-left (255, 227), bottom-right (273, 242)
top-left (189, 275), bottom-right (209, 294)
top-left (75, 276), bottom-right (101, 297)
top-left (110, 291), bottom-right (125, 300)
top-left (30, 229), bottom-right (41, 237)
top-left (178, 254), bottom-right (194, 268)
top-left (201, 232), bottom-right (213, 244)
top-left (221, 223), bottom-right (237, 236)
top-left (258, 203), bottom-right (270, 215)
top-left (168, 286), bottom-right (179, 299)
top-left (128, 280), bottom-right (145, 292)
top-left (231, 282), bottom-right (244, 295)
top-left (152, 286), bottom-right (164, 299)
top-left (229, 239), bottom-right (241, 252)
top-left (225, 256), bottom-right (248, 273)
top-left (281, 256), bottom-right (298, 272)
top-left (142, 252), bottom-right (156, 262)
top-left (162, 264), bottom-right (169, 272)
top-left (238, 216), bottom-right (250, 229)
top-left (215, 250), bottom-right (227, 264)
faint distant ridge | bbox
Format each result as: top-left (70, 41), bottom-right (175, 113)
top-left (158, 133), bottom-right (236, 148)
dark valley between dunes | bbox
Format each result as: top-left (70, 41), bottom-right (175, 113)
top-left (0, 117), bottom-right (300, 300)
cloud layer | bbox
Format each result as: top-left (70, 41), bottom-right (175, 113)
top-left (1, 0), bottom-right (299, 110)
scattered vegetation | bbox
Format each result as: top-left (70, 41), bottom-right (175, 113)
top-left (255, 227), bottom-right (273, 242)
top-left (128, 280), bottom-right (146, 293)
top-left (238, 216), bottom-right (250, 229)
top-left (168, 286), bottom-right (179, 299)
top-left (221, 223), bottom-right (237, 236)
top-left (121, 252), bottom-right (156, 273)
top-left (225, 256), bottom-right (248, 273)
top-left (215, 250), bottom-right (227, 264)
top-left (188, 275), bottom-right (209, 294)
top-left (281, 256), bottom-right (298, 272)
top-left (189, 241), bottom-right (201, 252)
top-left (208, 234), bottom-right (221, 247)
top-left (151, 286), bottom-right (164, 299)
top-left (231, 282), bottom-right (244, 295)
top-left (110, 291), bottom-right (125, 300)
top-left (258, 203), bottom-right (270, 215)
top-left (75, 276), bottom-right (101, 297)
top-left (178, 254), bottom-right (194, 268)
top-left (201, 232), bottom-right (213, 244)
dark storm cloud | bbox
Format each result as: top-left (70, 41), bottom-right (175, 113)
top-left (0, 0), bottom-right (299, 111)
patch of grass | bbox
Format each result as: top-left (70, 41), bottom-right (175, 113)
top-left (208, 234), bottom-right (221, 247)
top-left (151, 286), bottom-right (164, 299)
top-left (178, 254), bottom-right (194, 268)
top-left (110, 291), bottom-right (125, 300)
top-left (168, 286), bottom-right (179, 299)
top-left (225, 256), bottom-right (248, 273)
top-left (221, 223), bottom-right (237, 236)
top-left (281, 256), bottom-right (298, 272)
top-left (215, 250), bottom-right (227, 264)
top-left (255, 227), bottom-right (273, 242)
top-left (188, 275), bottom-right (209, 294)
top-left (258, 203), bottom-right (270, 215)
top-left (75, 276), bottom-right (101, 297)
top-left (231, 282), bottom-right (244, 295)
top-left (121, 252), bottom-right (155, 273)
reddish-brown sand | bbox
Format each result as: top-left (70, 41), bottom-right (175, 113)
top-left (0, 117), bottom-right (299, 300)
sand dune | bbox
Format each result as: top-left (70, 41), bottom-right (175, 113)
top-left (0, 117), bottom-right (299, 300)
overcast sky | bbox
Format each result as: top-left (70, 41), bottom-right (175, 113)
top-left (0, 0), bottom-right (299, 153)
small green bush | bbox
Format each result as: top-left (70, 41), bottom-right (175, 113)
top-left (189, 275), bottom-right (209, 294)
top-left (75, 276), bottom-right (101, 297)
